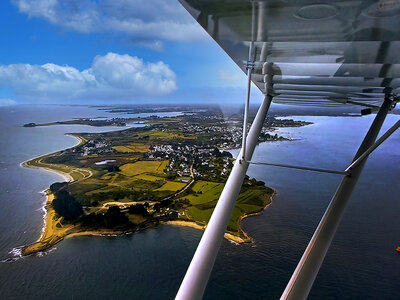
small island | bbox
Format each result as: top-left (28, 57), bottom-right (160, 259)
top-left (21, 108), bottom-right (311, 256)
top-left (24, 118), bottom-right (126, 127)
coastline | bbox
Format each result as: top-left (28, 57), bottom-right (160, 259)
top-left (19, 174), bottom-right (274, 255)
top-left (21, 190), bottom-right (133, 256)
top-left (20, 186), bottom-right (273, 255)
top-left (20, 133), bottom-right (86, 183)
top-left (19, 133), bottom-right (91, 256)
top-left (21, 191), bottom-right (78, 256)
top-left (18, 132), bottom-right (274, 256)
top-left (65, 133), bottom-right (86, 147)
top-left (162, 220), bottom-right (250, 243)
top-left (20, 133), bottom-right (85, 167)
top-left (162, 191), bottom-right (274, 245)
top-left (239, 191), bottom-right (275, 223)
top-left (21, 160), bottom-right (73, 182)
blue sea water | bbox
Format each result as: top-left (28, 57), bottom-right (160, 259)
top-left (0, 105), bottom-right (399, 299)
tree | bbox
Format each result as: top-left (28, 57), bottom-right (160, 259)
top-left (128, 204), bottom-right (148, 216)
top-left (49, 182), bottom-right (68, 193)
top-left (52, 190), bottom-right (83, 221)
top-left (107, 165), bottom-right (120, 172)
top-left (103, 206), bottom-right (130, 228)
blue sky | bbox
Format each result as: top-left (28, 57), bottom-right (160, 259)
top-left (0, 0), bottom-right (262, 105)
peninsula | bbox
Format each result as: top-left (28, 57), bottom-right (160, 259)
top-left (21, 107), bottom-right (311, 256)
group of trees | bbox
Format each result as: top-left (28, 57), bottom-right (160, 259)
top-left (165, 171), bottom-right (178, 180)
top-left (49, 182), bottom-right (68, 193)
top-left (212, 148), bottom-right (232, 158)
top-left (153, 198), bottom-right (172, 211)
top-left (243, 175), bottom-right (266, 187)
top-left (128, 203), bottom-right (149, 216)
top-left (172, 198), bottom-right (190, 209)
top-left (106, 165), bottom-right (120, 172)
top-left (81, 206), bottom-right (131, 229)
top-left (52, 190), bottom-right (83, 221)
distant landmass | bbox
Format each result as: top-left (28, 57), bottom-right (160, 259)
top-left (24, 118), bottom-right (126, 127)
top-left (21, 106), bottom-right (312, 255)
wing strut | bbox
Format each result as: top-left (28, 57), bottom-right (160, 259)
top-left (280, 95), bottom-right (394, 300)
top-left (175, 93), bottom-right (273, 299)
top-left (241, 1), bottom-right (256, 161)
top-left (247, 111), bottom-right (400, 177)
top-left (176, 4), bottom-right (272, 298)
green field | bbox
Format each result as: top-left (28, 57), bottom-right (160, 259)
top-left (112, 143), bottom-right (149, 153)
top-left (24, 156), bottom-right (92, 182)
top-left (67, 159), bottom-right (186, 205)
top-left (183, 181), bottom-right (223, 205)
top-left (134, 174), bottom-right (164, 181)
top-left (155, 180), bottom-right (186, 191)
top-left (120, 160), bottom-right (168, 176)
top-left (136, 130), bottom-right (196, 141)
top-left (182, 180), bottom-right (273, 232)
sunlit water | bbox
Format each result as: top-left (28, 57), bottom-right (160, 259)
top-left (0, 106), bottom-right (399, 299)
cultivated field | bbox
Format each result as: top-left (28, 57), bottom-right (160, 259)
top-left (112, 143), bottom-right (149, 153)
top-left (155, 180), bottom-right (186, 191)
top-left (120, 160), bottom-right (169, 176)
top-left (183, 180), bottom-right (273, 232)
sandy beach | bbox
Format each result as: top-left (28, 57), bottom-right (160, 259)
top-left (20, 181), bottom-right (273, 255)
top-left (21, 159), bottom-right (73, 182)
top-left (19, 132), bottom-right (274, 255)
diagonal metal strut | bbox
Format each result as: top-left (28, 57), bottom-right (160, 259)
top-left (241, 1), bottom-right (256, 161)
top-left (280, 96), bottom-right (393, 300)
top-left (248, 115), bottom-right (399, 177)
top-left (248, 161), bottom-right (347, 175)
top-left (345, 118), bottom-right (400, 173)
top-left (175, 94), bottom-right (273, 300)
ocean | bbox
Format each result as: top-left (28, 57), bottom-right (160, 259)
top-left (0, 105), bottom-right (399, 299)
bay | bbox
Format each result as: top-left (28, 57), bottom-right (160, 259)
top-left (0, 105), bottom-right (399, 299)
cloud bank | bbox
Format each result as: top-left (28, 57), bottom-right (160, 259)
top-left (0, 99), bottom-right (17, 106)
top-left (0, 52), bottom-right (177, 101)
top-left (12, 0), bottom-right (207, 46)
top-left (218, 70), bottom-right (245, 86)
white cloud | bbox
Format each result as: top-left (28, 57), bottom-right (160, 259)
top-left (218, 70), bottom-right (244, 83)
top-left (217, 69), bottom-right (248, 88)
top-left (0, 52), bottom-right (177, 101)
top-left (0, 99), bottom-right (17, 106)
top-left (135, 40), bottom-right (165, 52)
top-left (12, 0), bottom-right (208, 46)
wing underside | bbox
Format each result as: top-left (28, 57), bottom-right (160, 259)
top-left (179, 0), bottom-right (400, 108)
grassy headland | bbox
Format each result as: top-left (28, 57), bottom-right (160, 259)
top-left (20, 111), bottom-right (310, 255)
